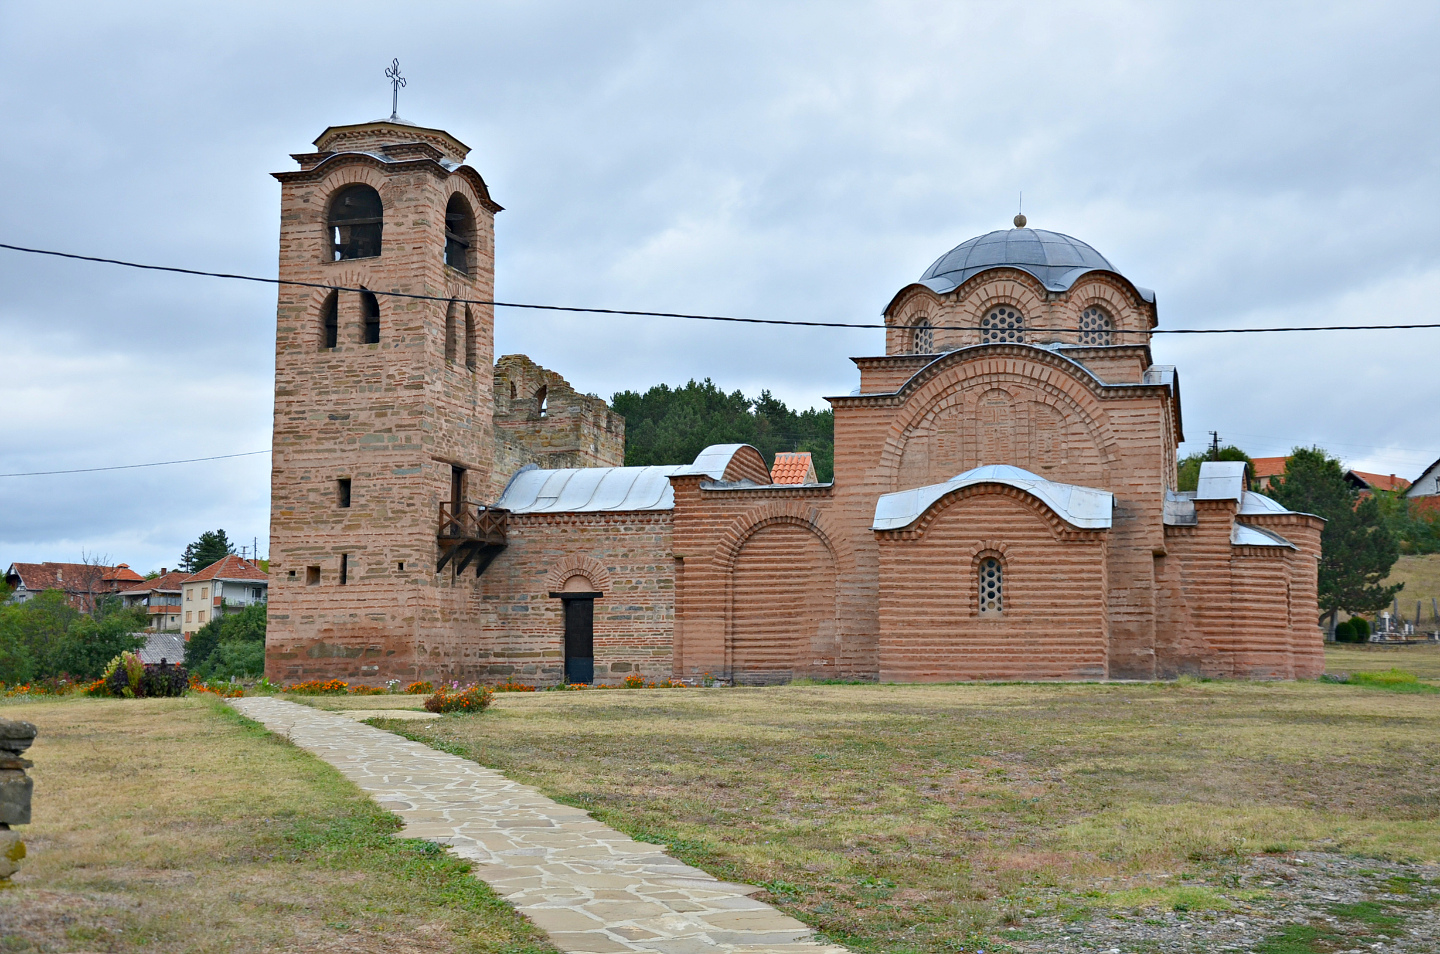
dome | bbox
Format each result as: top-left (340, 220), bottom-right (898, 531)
top-left (916, 228), bottom-right (1153, 302)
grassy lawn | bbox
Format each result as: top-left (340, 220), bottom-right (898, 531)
top-left (1325, 640), bottom-right (1440, 679)
top-left (389, 677), bottom-right (1440, 953)
top-left (0, 695), bottom-right (556, 954)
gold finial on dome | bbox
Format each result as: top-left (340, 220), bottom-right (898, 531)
top-left (1013, 213), bottom-right (1027, 228)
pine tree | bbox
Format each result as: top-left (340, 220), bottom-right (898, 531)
top-left (180, 530), bottom-right (235, 573)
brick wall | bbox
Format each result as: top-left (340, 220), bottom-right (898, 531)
top-left (877, 486), bottom-right (1109, 680)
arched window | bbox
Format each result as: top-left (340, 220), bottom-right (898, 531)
top-left (328, 185), bottom-right (383, 261)
top-left (444, 194), bottom-right (474, 274)
top-left (912, 318), bottom-right (934, 354)
top-left (1078, 306), bottom-right (1114, 346)
top-left (509, 381), bottom-right (517, 399)
top-left (463, 305), bottom-right (476, 369)
top-left (535, 385), bottom-right (548, 418)
top-left (320, 290), bottom-right (338, 350)
top-left (361, 290), bottom-right (380, 344)
top-left (978, 556), bottom-right (1004, 614)
top-left (981, 306), bottom-right (1024, 343)
top-left (444, 300), bottom-right (458, 364)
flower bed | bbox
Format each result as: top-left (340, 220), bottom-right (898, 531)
top-left (282, 679), bottom-right (350, 695)
top-left (423, 685), bottom-right (494, 714)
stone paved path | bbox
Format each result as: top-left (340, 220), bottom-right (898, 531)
top-left (231, 698), bottom-right (848, 954)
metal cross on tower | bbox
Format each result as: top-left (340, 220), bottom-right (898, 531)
top-left (385, 58), bottom-right (406, 121)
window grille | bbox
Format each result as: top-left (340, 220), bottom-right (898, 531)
top-left (981, 306), bottom-right (1024, 343)
top-left (1078, 306), bottom-right (1114, 345)
top-left (978, 557), bottom-right (1004, 613)
top-left (912, 318), bottom-right (934, 354)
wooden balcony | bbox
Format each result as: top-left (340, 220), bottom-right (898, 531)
top-left (437, 501), bottom-right (508, 576)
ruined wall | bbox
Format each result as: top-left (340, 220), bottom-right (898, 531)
top-left (489, 354), bottom-right (625, 498)
top-left (876, 487), bottom-right (1109, 681)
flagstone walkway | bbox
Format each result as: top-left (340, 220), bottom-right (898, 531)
top-left (230, 697), bottom-right (847, 954)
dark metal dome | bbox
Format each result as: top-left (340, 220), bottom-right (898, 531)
top-left (918, 228), bottom-right (1151, 301)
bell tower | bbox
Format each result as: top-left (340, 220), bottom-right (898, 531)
top-left (265, 117), bottom-right (504, 684)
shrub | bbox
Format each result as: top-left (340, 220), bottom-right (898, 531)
top-left (348, 685), bottom-right (388, 695)
top-left (404, 681), bottom-right (433, 694)
top-left (495, 681), bottom-right (536, 692)
top-left (423, 685), bottom-right (494, 714)
top-left (97, 653), bottom-right (188, 698)
top-left (1352, 616), bottom-right (1370, 639)
top-left (284, 679), bottom-right (349, 695)
top-left (1334, 619), bottom-right (1355, 641)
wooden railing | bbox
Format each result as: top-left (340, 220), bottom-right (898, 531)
top-left (437, 501), bottom-right (509, 576)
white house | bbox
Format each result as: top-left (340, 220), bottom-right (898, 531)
top-left (181, 554), bottom-right (268, 635)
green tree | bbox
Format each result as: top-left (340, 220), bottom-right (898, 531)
top-left (185, 602), bottom-right (266, 679)
top-left (181, 530), bottom-right (235, 572)
top-left (0, 590), bottom-right (144, 682)
top-left (1372, 490), bottom-right (1440, 555)
top-left (1176, 445), bottom-right (1253, 492)
top-left (1263, 447), bottom-right (1402, 629)
top-left (611, 380), bottom-right (834, 481)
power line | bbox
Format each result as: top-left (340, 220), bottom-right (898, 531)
top-left (4, 240), bottom-right (1440, 335)
top-left (0, 450), bottom-right (270, 478)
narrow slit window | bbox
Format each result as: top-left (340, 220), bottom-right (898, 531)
top-left (464, 304), bottom-right (476, 369)
top-left (445, 300), bottom-right (458, 364)
top-left (361, 290), bottom-right (381, 344)
top-left (337, 478), bottom-right (352, 508)
top-left (320, 290), bottom-right (338, 350)
top-left (339, 554), bottom-right (349, 586)
top-left (978, 557), bottom-right (1004, 613)
top-left (536, 385), bottom-right (548, 418)
top-left (329, 185), bottom-right (383, 260)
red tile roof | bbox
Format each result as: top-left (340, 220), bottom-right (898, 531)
top-left (1348, 470), bottom-right (1411, 493)
top-left (119, 569), bottom-right (190, 596)
top-left (4, 561), bottom-right (138, 594)
top-left (1250, 456), bottom-right (1289, 479)
top-left (770, 452), bottom-right (817, 485)
top-left (183, 554), bottom-right (268, 583)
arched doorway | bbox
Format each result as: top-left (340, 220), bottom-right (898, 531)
top-left (553, 574), bottom-right (601, 684)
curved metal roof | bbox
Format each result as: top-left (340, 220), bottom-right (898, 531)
top-left (872, 464), bottom-right (1113, 532)
top-left (917, 228), bottom-right (1154, 302)
top-left (495, 444), bottom-right (757, 514)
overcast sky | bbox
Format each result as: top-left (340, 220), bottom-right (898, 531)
top-left (2, 1), bottom-right (1438, 573)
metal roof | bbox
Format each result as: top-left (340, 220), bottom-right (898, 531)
top-left (1195, 461), bottom-right (1248, 502)
top-left (495, 444), bottom-right (756, 514)
top-left (1232, 524), bottom-right (1296, 548)
top-left (918, 228), bottom-right (1155, 302)
top-left (872, 464), bottom-right (1113, 532)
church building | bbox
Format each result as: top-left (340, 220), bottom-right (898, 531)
top-left (263, 116), bottom-right (1324, 686)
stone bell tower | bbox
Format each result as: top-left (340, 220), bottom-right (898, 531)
top-left (264, 117), bottom-right (504, 684)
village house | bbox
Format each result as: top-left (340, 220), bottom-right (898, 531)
top-left (3, 562), bottom-right (145, 611)
top-left (119, 568), bottom-right (188, 632)
top-left (180, 555), bottom-right (268, 636)
top-left (264, 115), bottom-right (1325, 687)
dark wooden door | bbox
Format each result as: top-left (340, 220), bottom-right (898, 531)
top-left (563, 597), bottom-right (594, 684)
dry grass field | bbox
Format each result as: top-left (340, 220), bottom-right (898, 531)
top-left (391, 676), bottom-right (1440, 953)
top-left (0, 695), bottom-right (556, 954)
top-left (1384, 552), bottom-right (1440, 622)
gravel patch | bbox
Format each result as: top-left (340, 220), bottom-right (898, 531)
top-left (1003, 853), bottom-right (1440, 953)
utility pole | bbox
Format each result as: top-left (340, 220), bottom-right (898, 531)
top-left (1209, 431), bottom-right (1221, 461)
